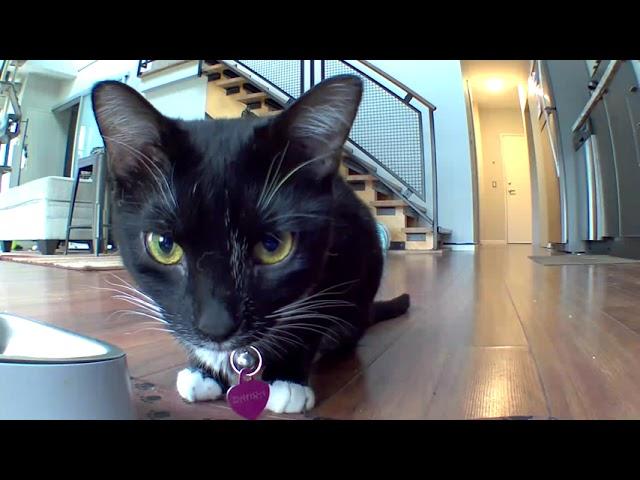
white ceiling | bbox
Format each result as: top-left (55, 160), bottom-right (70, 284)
top-left (21, 60), bottom-right (78, 79)
top-left (20, 60), bottom-right (96, 80)
top-left (70, 60), bottom-right (95, 71)
top-left (461, 60), bottom-right (531, 109)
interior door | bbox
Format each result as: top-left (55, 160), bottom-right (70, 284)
top-left (501, 134), bottom-right (533, 243)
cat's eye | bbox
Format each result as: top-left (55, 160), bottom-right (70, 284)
top-left (253, 232), bottom-right (294, 265)
top-left (145, 232), bottom-right (184, 265)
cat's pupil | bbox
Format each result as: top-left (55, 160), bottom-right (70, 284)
top-left (158, 235), bottom-right (174, 253)
top-left (262, 234), bottom-right (280, 252)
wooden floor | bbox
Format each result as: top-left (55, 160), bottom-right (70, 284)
top-left (4, 244), bottom-right (640, 420)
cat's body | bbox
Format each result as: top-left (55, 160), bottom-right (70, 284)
top-left (92, 75), bottom-right (409, 414)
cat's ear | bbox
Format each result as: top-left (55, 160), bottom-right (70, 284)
top-left (274, 74), bottom-right (363, 177)
top-left (92, 81), bottom-right (168, 179)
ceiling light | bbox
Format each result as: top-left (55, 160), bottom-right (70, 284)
top-left (486, 78), bottom-right (504, 93)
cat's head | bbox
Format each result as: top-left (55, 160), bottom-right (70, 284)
top-left (92, 74), bottom-right (362, 357)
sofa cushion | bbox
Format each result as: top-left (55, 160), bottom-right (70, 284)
top-left (0, 176), bottom-right (95, 210)
top-left (0, 199), bottom-right (93, 241)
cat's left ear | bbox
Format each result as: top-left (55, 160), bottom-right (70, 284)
top-left (92, 80), bottom-right (169, 180)
top-left (273, 74), bottom-right (363, 177)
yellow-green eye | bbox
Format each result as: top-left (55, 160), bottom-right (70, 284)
top-left (145, 232), bottom-right (184, 265)
top-left (253, 232), bottom-right (294, 265)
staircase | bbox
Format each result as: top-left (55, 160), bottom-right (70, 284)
top-left (140, 60), bottom-right (450, 251)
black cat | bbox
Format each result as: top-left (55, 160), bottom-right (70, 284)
top-left (92, 74), bottom-right (409, 414)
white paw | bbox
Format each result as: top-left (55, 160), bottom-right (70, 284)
top-left (176, 368), bottom-right (223, 403)
top-left (266, 380), bottom-right (315, 414)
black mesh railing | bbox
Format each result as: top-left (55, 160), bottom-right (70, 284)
top-left (235, 60), bottom-right (304, 100)
top-left (139, 59), bottom-right (439, 246)
top-left (321, 60), bottom-right (427, 201)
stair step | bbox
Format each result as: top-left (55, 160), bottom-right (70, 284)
top-left (403, 227), bottom-right (432, 234)
top-left (235, 92), bottom-right (268, 104)
top-left (202, 63), bottom-right (225, 75)
top-left (347, 174), bottom-right (376, 183)
top-left (372, 181), bottom-right (394, 198)
top-left (343, 156), bottom-right (377, 174)
top-left (370, 200), bottom-right (407, 208)
top-left (264, 98), bottom-right (285, 110)
top-left (243, 83), bottom-right (262, 94)
top-left (222, 69), bottom-right (240, 78)
top-left (214, 77), bottom-right (246, 89)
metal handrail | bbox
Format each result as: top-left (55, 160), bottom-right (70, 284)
top-left (318, 60), bottom-right (439, 242)
top-left (359, 60), bottom-right (437, 112)
top-left (572, 60), bottom-right (623, 133)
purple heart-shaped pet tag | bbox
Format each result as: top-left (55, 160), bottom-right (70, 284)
top-left (227, 369), bottom-right (270, 420)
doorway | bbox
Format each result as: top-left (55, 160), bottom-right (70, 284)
top-left (501, 134), bottom-right (532, 243)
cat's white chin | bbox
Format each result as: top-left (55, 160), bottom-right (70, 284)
top-left (192, 347), bottom-right (232, 380)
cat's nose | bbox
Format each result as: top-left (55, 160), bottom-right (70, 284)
top-left (197, 300), bottom-right (237, 341)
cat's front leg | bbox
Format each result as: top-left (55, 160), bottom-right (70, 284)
top-left (261, 347), bottom-right (317, 414)
top-left (176, 367), bottom-right (224, 403)
top-left (265, 380), bottom-right (316, 414)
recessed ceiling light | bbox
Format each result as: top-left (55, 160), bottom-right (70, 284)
top-left (486, 78), bottom-right (504, 93)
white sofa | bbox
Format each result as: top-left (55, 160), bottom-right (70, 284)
top-left (0, 176), bottom-right (95, 254)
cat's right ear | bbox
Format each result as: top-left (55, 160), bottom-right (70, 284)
top-left (92, 81), bottom-right (167, 179)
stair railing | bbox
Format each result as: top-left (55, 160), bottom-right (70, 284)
top-left (138, 60), bottom-right (441, 248)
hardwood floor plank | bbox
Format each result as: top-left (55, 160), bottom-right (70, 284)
top-left (505, 246), bottom-right (640, 419)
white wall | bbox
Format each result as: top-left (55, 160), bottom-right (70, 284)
top-left (52, 61), bottom-right (206, 174)
top-left (52, 60), bottom-right (206, 122)
top-left (5, 61), bottom-right (206, 188)
top-left (368, 60), bottom-right (474, 244)
top-left (15, 74), bottom-right (70, 185)
top-left (21, 60), bottom-right (78, 80)
top-left (51, 59), bottom-right (206, 112)
top-left (144, 76), bottom-right (207, 121)
top-left (57, 60), bottom-right (139, 103)
top-left (469, 88), bottom-right (484, 243)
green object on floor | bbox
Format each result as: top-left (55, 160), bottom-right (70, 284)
top-left (376, 222), bottom-right (390, 255)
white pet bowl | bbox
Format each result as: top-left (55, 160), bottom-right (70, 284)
top-left (0, 312), bottom-right (136, 420)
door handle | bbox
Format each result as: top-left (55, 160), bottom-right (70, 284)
top-left (508, 189), bottom-right (516, 195)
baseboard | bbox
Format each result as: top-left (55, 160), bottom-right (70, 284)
top-left (443, 244), bottom-right (477, 251)
top-left (480, 240), bottom-right (507, 245)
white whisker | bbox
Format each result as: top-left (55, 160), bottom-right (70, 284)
top-left (108, 309), bottom-right (169, 325)
top-left (124, 326), bottom-right (176, 335)
top-left (260, 152), bottom-right (332, 213)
